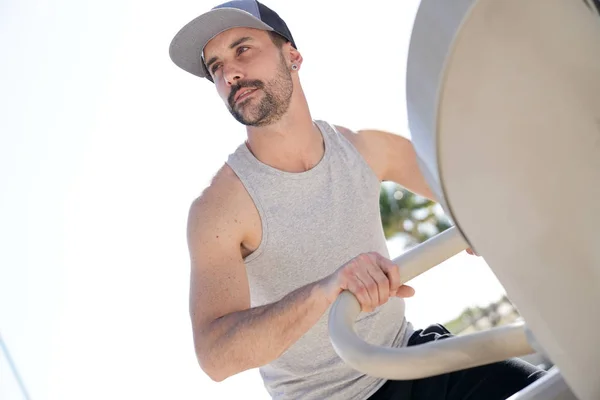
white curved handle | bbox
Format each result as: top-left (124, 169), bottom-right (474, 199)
top-left (328, 226), bottom-right (536, 379)
top-left (389, 225), bottom-right (469, 282)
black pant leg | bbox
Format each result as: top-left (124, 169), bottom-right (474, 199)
top-left (410, 356), bottom-right (546, 400)
top-left (368, 324), bottom-right (546, 400)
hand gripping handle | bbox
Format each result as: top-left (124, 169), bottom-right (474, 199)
top-left (328, 227), bottom-right (535, 380)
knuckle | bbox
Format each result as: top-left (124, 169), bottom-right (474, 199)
top-left (358, 253), bottom-right (370, 263)
top-left (340, 265), bottom-right (352, 277)
top-left (385, 263), bottom-right (398, 275)
top-left (377, 275), bottom-right (389, 286)
top-left (342, 262), bottom-right (357, 275)
top-left (369, 252), bottom-right (381, 263)
top-left (345, 261), bottom-right (358, 273)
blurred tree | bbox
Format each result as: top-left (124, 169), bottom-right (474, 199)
top-left (379, 183), bottom-right (452, 244)
top-left (380, 187), bottom-right (531, 348)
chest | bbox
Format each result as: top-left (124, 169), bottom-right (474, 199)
top-left (244, 174), bottom-right (389, 304)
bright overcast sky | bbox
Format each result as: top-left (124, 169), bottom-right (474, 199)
top-left (0, 0), bottom-right (506, 399)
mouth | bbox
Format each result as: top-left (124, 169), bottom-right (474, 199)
top-left (234, 88), bottom-right (258, 105)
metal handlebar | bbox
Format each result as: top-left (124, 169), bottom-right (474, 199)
top-left (328, 227), bottom-right (536, 380)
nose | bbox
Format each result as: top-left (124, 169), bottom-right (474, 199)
top-left (222, 63), bottom-right (244, 86)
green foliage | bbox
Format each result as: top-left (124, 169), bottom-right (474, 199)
top-left (379, 183), bottom-right (452, 244)
top-left (379, 185), bottom-right (526, 338)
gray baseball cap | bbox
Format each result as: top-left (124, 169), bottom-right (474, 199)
top-left (169, 0), bottom-right (297, 82)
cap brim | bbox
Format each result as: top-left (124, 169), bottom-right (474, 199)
top-left (169, 8), bottom-right (274, 79)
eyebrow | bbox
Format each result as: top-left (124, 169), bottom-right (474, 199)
top-left (204, 37), bottom-right (253, 70)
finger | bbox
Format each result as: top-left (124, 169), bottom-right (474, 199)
top-left (339, 262), bottom-right (370, 310)
top-left (354, 268), bottom-right (378, 311)
top-left (375, 254), bottom-right (402, 296)
top-left (364, 257), bottom-right (390, 307)
top-left (466, 248), bottom-right (479, 256)
top-left (395, 284), bottom-right (416, 298)
top-left (346, 278), bottom-right (370, 311)
top-left (347, 274), bottom-right (373, 312)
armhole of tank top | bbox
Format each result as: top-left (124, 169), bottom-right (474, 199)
top-left (224, 161), bottom-right (269, 265)
top-left (319, 121), bottom-right (383, 193)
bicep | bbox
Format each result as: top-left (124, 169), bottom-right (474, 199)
top-left (358, 129), bottom-right (435, 200)
top-left (186, 199), bottom-right (251, 337)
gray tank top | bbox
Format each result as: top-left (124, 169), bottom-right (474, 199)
top-left (226, 120), bottom-right (413, 400)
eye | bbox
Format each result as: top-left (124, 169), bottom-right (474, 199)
top-left (211, 63), bottom-right (222, 75)
top-left (237, 46), bottom-right (249, 56)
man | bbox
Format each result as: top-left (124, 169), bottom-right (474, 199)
top-left (169, 1), bottom-right (546, 399)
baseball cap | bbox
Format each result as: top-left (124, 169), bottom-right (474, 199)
top-left (169, 0), bottom-right (297, 81)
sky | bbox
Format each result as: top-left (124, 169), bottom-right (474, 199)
top-left (0, 0), bottom-right (507, 399)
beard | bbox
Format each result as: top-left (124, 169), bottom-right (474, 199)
top-left (226, 56), bottom-right (293, 127)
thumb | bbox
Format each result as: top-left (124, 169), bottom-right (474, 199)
top-left (392, 285), bottom-right (415, 298)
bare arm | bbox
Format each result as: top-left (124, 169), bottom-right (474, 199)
top-left (335, 125), bottom-right (436, 201)
top-left (334, 126), bottom-right (480, 255)
top-left (187, 168), bottom-right (332, 382)
top-left (187, 167), bottom-right (414, 382)
top-left (194, 275), bottom-right (331, 382)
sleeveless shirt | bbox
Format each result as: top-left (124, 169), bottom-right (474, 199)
top-left (225, 120), bottom-right (413, 400)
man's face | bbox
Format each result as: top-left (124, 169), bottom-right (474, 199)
top-left (203, 28), bottom-right (294, 127)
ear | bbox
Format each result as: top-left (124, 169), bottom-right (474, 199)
top-left (287, 46), bottom-right (304, 71)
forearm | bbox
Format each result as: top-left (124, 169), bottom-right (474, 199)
top-left (198, 279), bottom-right (331, 381)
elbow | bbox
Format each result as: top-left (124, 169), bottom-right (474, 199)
top-left (193, 329), bottom-right (227, 382)
top-left (204, 367), bottom-right (227, 383)
top-left (205, 366), bottom-right (228, 383)
top-left (196, 348), bottom-right (230, 382)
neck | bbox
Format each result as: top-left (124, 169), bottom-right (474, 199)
top-left (245, 87), bottom-right (324, 173)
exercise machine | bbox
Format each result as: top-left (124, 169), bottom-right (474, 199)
top-left (328, 0), bottom-right (600, 399)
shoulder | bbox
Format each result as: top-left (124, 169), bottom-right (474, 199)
top-left (190, 164), bottom-right (242, 213)
top-left (187, 163), bottom-right (253, 244)
top-left (331, 124), bottom-right (360, 147)
top-left (332, 124), bottom-right (388, 180)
